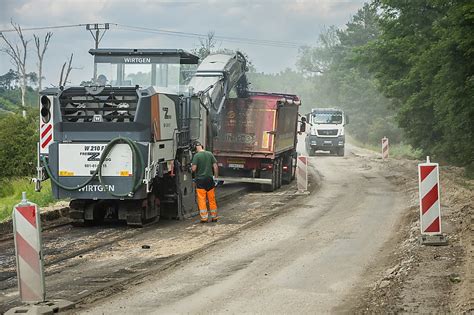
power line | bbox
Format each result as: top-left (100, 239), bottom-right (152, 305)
top-left (115, 24), bottom-right (302, 48)
top-left (116, 26), bottom-right (300, 48)
top-left (0, 23), bottom-right (89, 33)
top-left (115, 24), bottom-right (302, 47)
top-left (0, 22), bottom-right (304, 48)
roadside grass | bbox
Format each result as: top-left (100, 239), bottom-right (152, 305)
top-left (0, 178), bottom-right (55, 222)
top-left (388, 144), bottom-right (423, 160)
top-left (347, 135), bottom-right (423, 160)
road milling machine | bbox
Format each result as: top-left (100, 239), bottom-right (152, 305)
top-left (34, 48), bottom-right (248, 226)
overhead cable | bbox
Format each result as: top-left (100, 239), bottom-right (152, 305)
top-left (0, 23), bottom-right (92, 33)
top-left (0, 22), bottom-right (304, 48)
top-left (115, 24), bottom-right (302, 48)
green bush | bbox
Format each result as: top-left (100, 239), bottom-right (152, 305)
top-left (389, 143), bottom-right (423, 160)
top-left (0, 111), bottom-right (38, 178)
top-left (0, 96), bottom-right (18, 112)
top-left (366, 117), bottom-right (403, 146)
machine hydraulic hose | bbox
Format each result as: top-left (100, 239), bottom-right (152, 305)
top-left (41, 137), bottom-right (145, 198)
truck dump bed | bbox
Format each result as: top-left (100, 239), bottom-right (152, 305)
top-left (213, 92), bottom-right (300, 158)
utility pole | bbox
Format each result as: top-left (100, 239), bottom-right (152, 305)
top-left (86, 23), bottom-right (109, 81)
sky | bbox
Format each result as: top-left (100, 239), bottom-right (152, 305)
top-left (0, 0), bottom-right (366, 86)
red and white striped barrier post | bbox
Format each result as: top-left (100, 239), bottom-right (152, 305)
top-left (381, 137), bottom-right (389, 160)
top-left (297, 155), bottom-right (308, 193)
top-left (418, 157), bottom-right (447, 245)
top-left (12, 192), bottom-right (46, 303)
top-left (7, 193), bottom-right (75, 314)
top-left (5, 193), bottom-right (75, 315)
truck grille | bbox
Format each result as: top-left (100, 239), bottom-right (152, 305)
top-left (317, 129), bottom-right (338, 136)
top-left (59, 87), bottom-right (138, 123)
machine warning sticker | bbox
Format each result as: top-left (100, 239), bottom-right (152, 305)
top-left (59, 143), bottom-right (133, 177)
top-left (59, 171), bottom-right (75, 176)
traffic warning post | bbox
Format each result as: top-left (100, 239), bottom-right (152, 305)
top-left (418, 157), bottom-right (447, 245)
top-left (6, 192), bottom-right (75, 315)
top-left (381, 137), bottom-right (389, 160)
top-left (296, 155), bottom-right (309, 194)
top-left (12, 192), bottom-right (46, 303)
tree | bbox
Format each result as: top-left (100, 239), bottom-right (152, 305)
top-left (191, 31), bottom-right (256, 73)
top-left (337, 3), bottom-right (380, 49)
top-left (297, 26), bottom-right (340, 75)
top-left (248, 68), bottom-right (317, 113)
top-left (26, 72), bottom-right (38, 86)
top-left (0, 21), bottom-right (30, 118)
top-left (192, 31), bottom-right (217, 60)
top-left (0, 69), bottom-right (19, 89)
top-left (359, 0), bottom-right (473, 166)
top-left (34, 32), bottom-right (53, 92)
top-left (296, 5), bottom-right (400, 146)
top-left (59, 53), bottom-right (74, 86)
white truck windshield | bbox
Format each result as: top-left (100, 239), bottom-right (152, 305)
top-left (312, 112), bottom-right (343, 124)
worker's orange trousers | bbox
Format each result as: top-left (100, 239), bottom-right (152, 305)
top-left (196, 188), bottom-right (217, 222)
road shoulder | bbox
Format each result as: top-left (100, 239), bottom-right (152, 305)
top-left (339, 155), bottom-right (473, 313)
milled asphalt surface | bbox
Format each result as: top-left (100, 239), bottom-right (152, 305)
top-left (0, 183), bottom-right (248, 313)
top-left (81, 141), bottom-right (407, 314)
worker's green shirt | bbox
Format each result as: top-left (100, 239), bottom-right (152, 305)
top-left (192, 151), bottom-right (217, 178)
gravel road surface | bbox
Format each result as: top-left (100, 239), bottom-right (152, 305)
top-left (4, 139), bottom-right (468, 313)
top-left (81, 143), bottom-right (407, 314)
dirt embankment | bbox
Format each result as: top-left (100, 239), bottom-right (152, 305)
top-left (352, 156), bottom-right (473, 313)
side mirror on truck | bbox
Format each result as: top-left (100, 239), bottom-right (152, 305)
top-left (299, 116), bottom-right (306, 133)
top-left (345, 114), bottom-right (349, 125)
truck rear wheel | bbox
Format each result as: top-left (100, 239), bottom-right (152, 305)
top-left (276, 158), bottom-right (282, 189)
top-left (261, 163), bottom-right (277, 192)
top-left (261, 174), bottom-right (274, 192)
top-left (282, 156), bottom-right (294, 185)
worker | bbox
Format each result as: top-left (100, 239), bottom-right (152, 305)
top-left (191, 141), bottom-right (219, 223)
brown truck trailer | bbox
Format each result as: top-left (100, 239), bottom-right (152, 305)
top-left (213, 92), bottom-right (302, 191)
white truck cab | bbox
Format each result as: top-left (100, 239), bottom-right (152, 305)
top-left (305, 108), bottom-right (348, 156)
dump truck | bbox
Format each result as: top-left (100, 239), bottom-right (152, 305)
top-left (212, 92), bottom-right (302, 192)
top-left (34, 48), bottom-right (248, 226)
